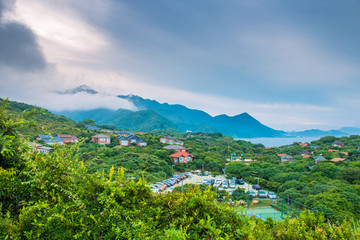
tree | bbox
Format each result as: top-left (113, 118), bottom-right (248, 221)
top-left (0, 99), bottom-right (39, 169)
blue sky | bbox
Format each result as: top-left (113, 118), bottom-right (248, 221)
top-left (0, 0), bottom-right (359, 131)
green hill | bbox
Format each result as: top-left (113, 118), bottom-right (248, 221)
top-left (1, 98), bottom-right (85, 139)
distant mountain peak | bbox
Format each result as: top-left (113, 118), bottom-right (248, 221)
top-left (59, 85), bottom-right (98, 95)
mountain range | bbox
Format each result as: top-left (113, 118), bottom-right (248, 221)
top-left (54, 85), bottom-right (359, 138)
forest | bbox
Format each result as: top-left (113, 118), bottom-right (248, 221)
top-left (1, 98), bottom-right (360, 239)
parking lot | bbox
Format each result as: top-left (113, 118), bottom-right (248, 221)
top-left (165, 174), bottom-right (256, 193)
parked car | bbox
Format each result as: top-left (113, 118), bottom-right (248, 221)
top-left (248, 190), bottom-right (257, 198)
top-left (206, 179), bottom-right (215, 185)
top-left (238, 179), bottom-right (245, 185)
top-left (169, 178), bottom-right (178, 184)
top-left (156, 182), bottom-right (167, 190)
top-left (214, 179), bottom-right (222, 187)
top-left (268, 192), bottom-right (277, 199)
top-left (253, 184), bottom-right (261, 190)
top-left (222, 180), bottom-right (229, 189)
top-left (258, 190), bottom-right (267, 198)
top-left (151, 187), bottom-right (160, 194)
top-left (230, 181), bottom-right (236, 189)
top-left (231, 177), bottom-right (237, 182)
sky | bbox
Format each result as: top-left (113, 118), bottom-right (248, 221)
top-left (0, 0), bottom-right (359, 131)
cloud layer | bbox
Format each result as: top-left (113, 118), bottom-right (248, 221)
top-left (0, 0), bottom-right (359, 131)
top-left (0, 0), bottom-right (46, 71)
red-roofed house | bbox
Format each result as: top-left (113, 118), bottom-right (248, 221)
top-left (277, 153), bottom-right (286, 157)
top-left (328, 149), bottom-right (339, 152)
top-left (303, 155), bottom-right (311, 158)
top-left (170, 151), bottom-right (194, 163)
top-left (330, 158), bottom-right (346, 162)
top-left (300, 143), bottom-right (309, 148)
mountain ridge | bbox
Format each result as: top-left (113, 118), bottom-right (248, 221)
top-left (54, 86), bottom-right (358, 138)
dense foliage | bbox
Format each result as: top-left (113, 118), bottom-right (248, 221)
top-left (1, 99), bottom-right (360, 239)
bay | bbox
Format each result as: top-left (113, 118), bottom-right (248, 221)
top-left (236, 137), bottom-right (322, 148)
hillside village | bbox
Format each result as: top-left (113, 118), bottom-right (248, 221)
top-left (29, 123), bottom-right (359, 168)
top-left (2, 99), bottom-right (360, 238)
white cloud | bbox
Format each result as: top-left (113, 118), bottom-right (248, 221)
top-left (0, 66), bottom-right (137, 111)
top-left (4, 0), bottom-right (109, 64)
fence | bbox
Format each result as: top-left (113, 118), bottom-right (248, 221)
top-left (243, 194), bottom-right (317, 220)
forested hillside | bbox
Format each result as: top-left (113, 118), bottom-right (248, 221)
top-left (1, 99), bottom-right (359, 239)
top-left (2, 98), bottom-right (85, 139)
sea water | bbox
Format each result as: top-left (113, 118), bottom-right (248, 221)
top-left (236, 137), bottom-right (322, 148)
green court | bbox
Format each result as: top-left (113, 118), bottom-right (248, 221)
top-left (245, 207), bottom-right (285, 221)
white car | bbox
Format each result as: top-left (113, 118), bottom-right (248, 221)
top-left (248, 190), bottom-right (257, 198)
top-left (258, 190), bottom-right (267, 198)
top-left (268, 191), bottom-right (277, 199)
top-left (151, 187), bottom-right (160, 194)
top-left (222, 180), bottom-right (229, 189)
top-left (214, 179), bottom-right (222, 187)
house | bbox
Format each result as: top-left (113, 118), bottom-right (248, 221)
top-left (277, 153), bottom-right (286, 157)
top-left (332, 141), bottom-right (344, 147)
top-left (37, 146), bottom-right (53, 153)
top-left (300, 143), bottom-right (309, 148)
top-left (28, 142), bottom-right (53, 154)
top-left (57, 134), bottom-right (78, 144)
top-left (328, 149), bottom-right (339, 152)
top-left (163, 145), bottom-right (186, 152)
top-left (92, 134), bottom-right (111, 145)
top-left (330, 158), bottom-right (346, 162)
top-left (303, 155), bottom-right (311, 158)
top-left (117, 135), bottom-right (147, 146)
top-left (299, 150), bottom-right (310, 156)
top-left (170, 151), bottom-right (194, 163)
top-left (36, 135), bottom-right (64, 145)
top-left (281, 155), bottom-right (293, 162)
top-left (101, 129), bottom-right (113, 133)
top-left (159, 137), bottom-right (184, 145)
top-left (85, 125), bottom-right (100, 130)
top-left (115, 131), bottom-right (134, 137)
top-left (314, 155), bottom-right (327, 164)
